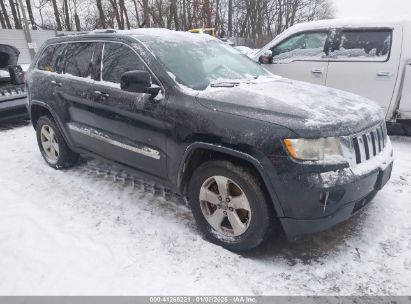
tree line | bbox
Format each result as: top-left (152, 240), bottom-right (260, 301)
top-left (0, 0), bottom-right (334, 47)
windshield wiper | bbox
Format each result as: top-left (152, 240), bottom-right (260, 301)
top-left (210, 80), bottom-right (241, 88)
top-left (210, 82), bottom-right (239, 88)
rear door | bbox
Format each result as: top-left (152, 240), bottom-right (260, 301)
top-left (30, 43), bottom-right (67, 121)
top-left (263, 30), bottom-right (331, 85)
top-left (326, 26), bottom-right (402, 115)
top-left (85, 41), bottom-right (168, 179)
top-left (59, 41), bottom-right (102, 149)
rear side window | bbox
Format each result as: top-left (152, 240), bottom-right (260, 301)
top-left (330, 29), bottom-right (392, 61)
top-left (270, 31), bottom-right (329, 62)
top-left (102, 42), bottom-right (146, 84)
top-left (63, 42), bottom-right (97, 78)
top-left (37, 44), bottom-right (66, 73)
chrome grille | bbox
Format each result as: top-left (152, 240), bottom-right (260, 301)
top-left (352, 123), bottom-right (387, 164)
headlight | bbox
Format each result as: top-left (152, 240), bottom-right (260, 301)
top-left (283, 137), bottom-right (343, 161)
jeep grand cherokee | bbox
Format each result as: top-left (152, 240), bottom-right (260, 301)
top-left (26, 29), bottom-right (393, 251)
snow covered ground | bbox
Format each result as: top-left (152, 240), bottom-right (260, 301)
top-left (0, 122), bottom-right (410, 296)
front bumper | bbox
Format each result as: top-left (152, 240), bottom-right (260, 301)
top-left (277, 140), bottom-right (394, 238)
top-left (280, 161), bottom-right (393, 238)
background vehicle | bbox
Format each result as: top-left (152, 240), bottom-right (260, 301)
top-left (0, 44), bottom-right (27, 122)
top-left (255, 19), bottom-right (411, 135)
top-left (234, 46), bottom-right (259, 57)
top-left (27, 29), bottom-right (393, 252)
top-left (188, 28), bottom-right (217, 37)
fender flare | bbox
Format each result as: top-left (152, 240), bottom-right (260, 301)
top-left (177, 142), bottom-right (285, 217)
top-left (28, 100), bottom-right (74, 148)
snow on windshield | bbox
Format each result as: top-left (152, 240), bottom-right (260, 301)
top-left (135, 33), bottom-right (269, 90)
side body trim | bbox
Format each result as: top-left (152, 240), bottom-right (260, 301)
top-left (67, 123), bottom-right (161, 160)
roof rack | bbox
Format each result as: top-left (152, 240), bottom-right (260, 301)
top-left (56, 32), bottom-right (89, 37)
top-left (55, 29), bottom-right (117, 37)
top-left (90, 29), bottom-right (117, 34)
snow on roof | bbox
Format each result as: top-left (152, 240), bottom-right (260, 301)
top-left (118, 28), bottom-right (216, 43)
top-left (290, 17), bottom-right (411, 31)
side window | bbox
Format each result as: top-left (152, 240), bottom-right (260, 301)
top-left (37, 44), bottom-right (66, 73)
top-left (330, 29), bottom-right (392, 61)
top-left (63, 42), bottom-right (97, 78)
top-left (270, 32), bottom-right (329, 62)
top-left (102, 42), bottom-right (146, 84)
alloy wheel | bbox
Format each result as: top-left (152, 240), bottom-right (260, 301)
top-left (40, 125), bottom-right (60, 163)
top-left (199, 175), bottom-right (252, 237)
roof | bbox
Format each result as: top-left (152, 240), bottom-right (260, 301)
top-left (45, 28), bottom-right (217, 46)
top-left (119, 28), bottom-right (217, 43)
top-left (287, 18), bottom-right (411, 32)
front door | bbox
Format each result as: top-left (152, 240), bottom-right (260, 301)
top-left (326, 27), bottom-right (402, 115)
top-left (87, 41), bottom-right (168, 179)
top-left (263, 30), bottom-right (331, 85)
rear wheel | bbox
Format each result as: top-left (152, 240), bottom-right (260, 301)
top-left (188, 160), bottom-right (276, 251)
top-left (36, 116), bottom-right (79, 169)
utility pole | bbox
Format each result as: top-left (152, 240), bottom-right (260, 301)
top-left (16, 0), bottom-right (36, 60)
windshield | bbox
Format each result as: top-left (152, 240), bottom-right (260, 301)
top-left (138, 37), bottom-right (269, 90)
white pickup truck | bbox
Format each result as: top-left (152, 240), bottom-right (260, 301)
top-left (255, 19), bottom-right (411, 134)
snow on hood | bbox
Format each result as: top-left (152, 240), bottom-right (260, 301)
top-left (196, 77), bottom-right (384, 137)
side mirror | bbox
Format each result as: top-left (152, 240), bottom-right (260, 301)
top-left (121, 70), bottom-right (160, 95)
top-left (259, 50), bottom-right (273, 64)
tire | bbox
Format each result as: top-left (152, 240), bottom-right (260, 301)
top-left (36, 115), bottom-right (79, 169)
top-left (188, 160), bottom-right (276, 252)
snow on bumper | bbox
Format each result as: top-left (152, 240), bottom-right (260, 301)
top-left (279, 139), bottom-right (394, 238)
top-left (315, 138), bottom-right (393, 189)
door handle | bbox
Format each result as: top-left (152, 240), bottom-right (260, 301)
top-left (93, 90), bottom-right (110, 98)
top-left (50, 80), bottom-right (62, 87)
top-left (311, 68), bottom-right (324, 74)
top-left (377, 71), bottom-right (392, 77)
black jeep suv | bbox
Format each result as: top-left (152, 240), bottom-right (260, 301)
top-left (26, 29), bottom-right (393, 251)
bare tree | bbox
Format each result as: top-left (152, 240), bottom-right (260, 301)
top-left (0, 9), bottom-right (5, 28)
top-left (142, 0), bottom-right (150, 27)
top-left (0, 0), bottom-right (333, 45)
top-left (95, 0), bottom-right (106, 28)
top-left (227, 0), bottom-right (233, 36)
top-left (110, 0), bottom-right (123, 29)
top-left (24, 0), bottom-right (36, 28)
top-left (8, 0), bottom-right (22, 28)
top-left (0, 1), bottom-right (11, 28)
top-left (63, 0), bottom-right (71, 30)
top-left (0, 0), bottom-right (12, 29)
top-left (50, 0), bottom-right (62, 30)
top-left (119, 0), bottom-right (130, 29)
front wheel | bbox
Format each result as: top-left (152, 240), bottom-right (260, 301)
top-left (188, 160), bottom-right (275, 251)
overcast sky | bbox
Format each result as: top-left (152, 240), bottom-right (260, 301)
top-left (333, 0), bottom-right (411, 19)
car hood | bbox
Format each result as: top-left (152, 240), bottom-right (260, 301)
top-left (196, 77), bottom-right (385, 137)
